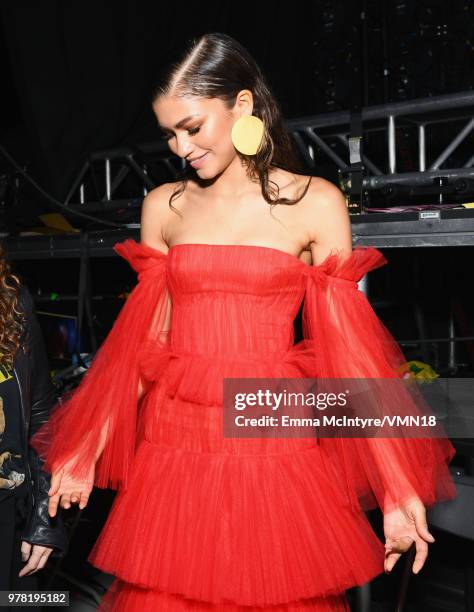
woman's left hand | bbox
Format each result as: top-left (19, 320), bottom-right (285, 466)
top-left (18, 541), bottom-right (54, 577)
top-left (383, 497), bottom-right (435, 574)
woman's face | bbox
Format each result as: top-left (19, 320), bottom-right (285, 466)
top-left (152, 94), bottom-right (246, 180)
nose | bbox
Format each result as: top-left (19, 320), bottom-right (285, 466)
top-left (175, 134), bottom-right (193, 159)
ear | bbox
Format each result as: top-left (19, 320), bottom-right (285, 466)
top-left (232, 89), bottom-right (254, 117)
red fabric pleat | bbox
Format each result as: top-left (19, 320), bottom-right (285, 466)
top-left (301, 246), bottom-right (457, 514)
top-left (29, 239), bottom-right (172, 490)
top-left (97, 578), bottom-right (350, 611)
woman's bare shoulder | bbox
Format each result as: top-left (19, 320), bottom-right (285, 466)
top-left (267, 169), bottom-right (310, 198)
top-left (296, 176), bottom-right (348, 218)
top-left (303, 176), bottom-right (345, 203)
top-left (298, 176), bottom-right (352, 251)
top-left (142, 181), bottom-right (181, 207)
top-left (140, 182), bottom-right (182, 250)
top-left (269, 171), bottom-right (344, 206)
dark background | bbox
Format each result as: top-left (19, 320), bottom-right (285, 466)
top-left (1, 0), bottom-right (472, 202)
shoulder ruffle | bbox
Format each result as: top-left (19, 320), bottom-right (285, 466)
top-left (30, 239), bottom-right (170, 491)
top-left (306, 246), bottom-right (387, 284)
top-left (114, 239), bottom-right (168, 277)
top-left (301, 244), bottom-right (457, 514)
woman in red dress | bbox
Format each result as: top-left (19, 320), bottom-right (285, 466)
top-left (30, 33), bottom-right (456, 611)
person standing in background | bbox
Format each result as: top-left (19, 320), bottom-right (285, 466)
top-left (0, 242), bottom-right (68, 609)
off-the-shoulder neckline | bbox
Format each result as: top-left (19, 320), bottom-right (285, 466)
top-left (168, 242), bottom-right (307, 265)
top-left (125, 239), bottom-right (381, 271)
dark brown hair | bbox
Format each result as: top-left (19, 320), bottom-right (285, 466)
top-left (0, 243), bottom-right (26, 370)
top-left (152, 32), bottom-right (312, 212)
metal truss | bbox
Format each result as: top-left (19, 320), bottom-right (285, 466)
top-left (62, 91), bottom-right (474, 213)
top-left (289, 91), bottom-right (474, 183)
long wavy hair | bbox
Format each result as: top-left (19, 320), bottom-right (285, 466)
top-left (152, 32), bottom-right (312, 213)
top-left (0, 243), bottom-right (26, 370)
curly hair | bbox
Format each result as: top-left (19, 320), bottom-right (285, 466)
top-left (152, 32), bottom-right (312, 214)
top-left (0, 242), bottom-right (26, 370)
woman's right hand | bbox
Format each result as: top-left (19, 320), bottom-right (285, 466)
top-left (48, 458), bottom-right (95, 517)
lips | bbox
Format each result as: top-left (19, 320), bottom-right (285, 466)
top-left (189, 152), bottom-right (209, 169)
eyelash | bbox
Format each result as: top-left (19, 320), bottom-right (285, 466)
top-left (162, 127), bottom-right (201, 141)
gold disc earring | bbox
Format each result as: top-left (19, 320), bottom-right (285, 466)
top-left (231, 115), bottom-right (265, 155)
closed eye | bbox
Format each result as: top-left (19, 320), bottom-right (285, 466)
top-left (160, 126), bottom-right (201, 141)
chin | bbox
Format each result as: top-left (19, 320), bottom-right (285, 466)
top-left (195, 166), bottom-right (218, 180)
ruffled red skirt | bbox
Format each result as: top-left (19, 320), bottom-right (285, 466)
top-left (88, 350), bottom-right (385, 611)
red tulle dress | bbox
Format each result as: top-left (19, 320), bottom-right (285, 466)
top-left (30, 241), bottom-right (457, 611)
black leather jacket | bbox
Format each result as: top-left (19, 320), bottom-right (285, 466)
top-left (12, 285), bottom-right (68, 557)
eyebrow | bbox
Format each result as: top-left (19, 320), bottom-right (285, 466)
top-left (160, 114), bottom-right (201, 132)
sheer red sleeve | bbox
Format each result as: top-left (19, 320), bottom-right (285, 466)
top-left (29, 239), bottom-right (171, 491)
top-left (302, 246), bottom-right (457, 514)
